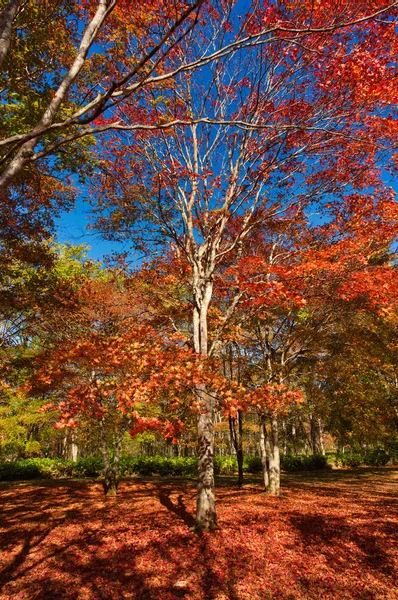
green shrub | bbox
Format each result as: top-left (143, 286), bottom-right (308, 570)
top-left (336, 452), bottom-right (363, 467)
top-left (386, 444), bottom-right (398, 465)
top-left (0, 441), bottom-right (25, 461)
top-left (170, 457), bottom-right (197, 476)
top-left (364, 449), bottom-right (390, 466)
top-left (281, 454), bottom-right (329, 472)
top-left (214, 455), bottom-right (238, 474)
top-left (119, 456), bottom-right (198, 477)
top-left (0, 458), bottom-right (76, 481)
top-left (73, 457), bottom-right (103, 477)
top-left (30, 458), bottom-right (74, 478)
top-left (0, 459), bottom-right (41, 481)
top-left (0, 452), bottom-right (334, 482)
top-left (244, 456), bottom-right (262, 473)
top-left (24, 441), bottom-right (42, 457)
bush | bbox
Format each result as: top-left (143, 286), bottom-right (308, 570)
top-left (0, 458), bottom-right (78, 481)
top-left (73, 457), bottom-right (104, 477)
top-left (35, 458), bottom-right (75, 478)
top-left (0, 459), bottom-right (41, 481)
top-left (364, 449), bottom-right (390, 467)
top-left (23, 441), bottom-right (43, 458)
top-left (244, 456), bottom-right (262, 473)
top-left (214, 456), bottom-right (238, 475)
top-left (118, 456), bottom-right (198, 477)
top-left (281, 454), bottom-right (329, 472)
top-left (386, 442), bottom-right (398, 465)
top-left (336, 449), bottom-right (391, 468)
top-left (0, 452), bottom-right (335, 482)
top-left (336, 452), bottom-right (363, 468)
top-left (0, 441), bottom-right (25, 461)
top-left (170, 457), bottom-right (197, 476)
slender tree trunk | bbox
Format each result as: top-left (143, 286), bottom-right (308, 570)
top-left (291, 422), bottom-right (298, 456)
top-left (281, 419), bottom-right (288, 456)
top-left (229, 410), bottom-right (244, 486)
top-left (0, 0), bottom-right (19, 69)
top-left (259, 414), bottom-right (269, 490)
top-left (71, 431), bottom-right (78, 462)
top-left (299, 417), bottom-right (311, 455)
top-left (193, 277), bottom-right (218, 531)
top-left (309, 413), bottom-right (318, 454)
top-left (268, 416), bottom-right (280, 496)
top-left (317, 416), bottom-right (325, 456)
top-left (236, 410), bottom-right (244, 487)
top-left (62, 433), bottom-right (68, 459)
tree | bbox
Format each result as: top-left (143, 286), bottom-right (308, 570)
top-left (31, 270), bottom-right (217, 495)
top-left (0, 243), bottom-right (102, 459)
top-left (91, 1), bottom-right (398, 528)
top-left (0, 0), bottom-right (209, 284)
top-left (228, 188), bottom-right (398, 480)
top-left (0, 0), bottom-right (206, 189)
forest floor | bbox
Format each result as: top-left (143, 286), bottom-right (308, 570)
top-left (0, 468), bottom-right (397, 600)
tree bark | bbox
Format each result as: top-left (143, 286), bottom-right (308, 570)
top-left (260, 414), bottom-right (280, 495)
top-left (268, 416), bottom-right (280, 496)
top-left (100, 419), bottom-right (124, 497)
top-left (259, 414), bottom-right (269, 490)
top-left (0, 0), bottom-right (19, 69)
top-left (71, 431), bottom-right (78, 462)
top-left (317, 416), bottom-right (325, 456)
top-left (196, 385), bottom-right (217, 530)
top-left (310, 413), bottom-right (318, 454)
top-left (193, 276), bottom-right (218, 531)
top-left (281, 419), bottom-right (288, 456)
top-left (229, 410), bottom-right (244, 486)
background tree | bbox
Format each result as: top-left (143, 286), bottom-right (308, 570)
top-left (0, 243), bottom-right (102, 459)
top-left (0, 0), bottom-right (206, 189)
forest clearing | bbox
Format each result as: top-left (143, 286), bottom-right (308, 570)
top-left (1, 468), bottom-right (397, 600)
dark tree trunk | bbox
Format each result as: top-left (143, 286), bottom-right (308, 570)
top-left (229, 410), bottom-right (244, 486)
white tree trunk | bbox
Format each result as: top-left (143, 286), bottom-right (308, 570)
top-left (0, 0), bottom-right (19, 69)
top-left (0, 0), bottom-right (114, 190)
top-left (193, 277), bottom-right (218, 530)
top-left (260, 414), bottom-right (280, 496)
top-left (259, 415), bottom-right (269, 490)
top-left (268, 416), bottom-right (280, 496)
top-left (71, 431), bottom-right (78, 462)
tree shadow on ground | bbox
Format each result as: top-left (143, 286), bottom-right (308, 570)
top-left (156, 486), bottom-right (196, 528)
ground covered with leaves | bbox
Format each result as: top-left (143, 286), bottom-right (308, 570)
top-left (0, 469), bottom-right (397, 600)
